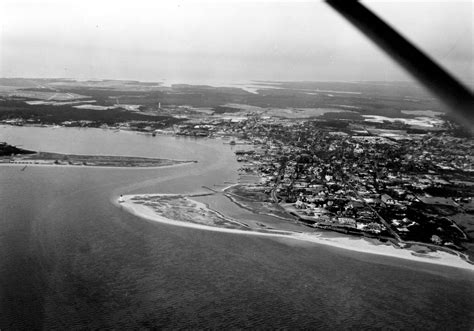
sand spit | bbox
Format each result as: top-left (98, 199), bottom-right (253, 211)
top-left (0, 160), bottom-right (195, 170)
top-left (117, 194), bottom-right (474, 271)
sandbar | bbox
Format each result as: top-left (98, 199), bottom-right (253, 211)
top-left (117, 194), bottom-right (474, 271)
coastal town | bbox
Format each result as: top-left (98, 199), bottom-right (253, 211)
top-left (1, 79), bottom-right (473, 261)
top-left (175, 114), bottom-right (473, 257)
top-left (2, 1), bottom-right (474, 328)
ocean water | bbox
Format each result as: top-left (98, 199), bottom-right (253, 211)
top-left (0, 127), bottom-right (473, 329)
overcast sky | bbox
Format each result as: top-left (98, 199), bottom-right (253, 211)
top-left (0, 0), bottom-right (472, 85)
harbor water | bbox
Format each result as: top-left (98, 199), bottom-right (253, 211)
top-left (0, 126), bottom-right (473, 329)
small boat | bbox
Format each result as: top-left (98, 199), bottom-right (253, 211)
top-left (118, 195), bottom-right (125, 203)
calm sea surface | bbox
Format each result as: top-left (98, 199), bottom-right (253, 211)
top-left (0, 126), bottom-right (473, 329)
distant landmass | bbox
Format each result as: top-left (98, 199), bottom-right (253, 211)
top-left (0, 78), bottom-right (453, 131)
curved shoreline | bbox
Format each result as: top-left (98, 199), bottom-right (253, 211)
top-left (116, 194), bottom-right (474, 272)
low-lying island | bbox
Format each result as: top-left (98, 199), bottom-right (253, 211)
top-left (1, 144), bottom-right (196, 168)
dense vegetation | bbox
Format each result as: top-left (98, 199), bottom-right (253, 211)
top-left (0, 143), bottom-right (35, 156)
top-left (0, 100), bottom-right (184, 128)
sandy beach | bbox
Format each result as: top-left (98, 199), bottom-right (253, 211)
top-left (117, 194), bottom-right (474, 271)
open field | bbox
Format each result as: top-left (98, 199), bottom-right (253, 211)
top-left (0, 78), bottom-right (450, 120)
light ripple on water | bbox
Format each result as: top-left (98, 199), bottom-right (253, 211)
top-left (0, 127), bottom-right (473, 329)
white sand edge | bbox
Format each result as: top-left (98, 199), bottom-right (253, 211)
top-left (116, 194), bottom-right (474, 271)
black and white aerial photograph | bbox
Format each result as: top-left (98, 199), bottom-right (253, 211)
top-left (1, 0), bottom-right (473, 329)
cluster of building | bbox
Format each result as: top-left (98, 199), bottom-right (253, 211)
top-left (3, 102), bottom-right (472, 250)
top-left (206, 115), bottom-right (472, 249)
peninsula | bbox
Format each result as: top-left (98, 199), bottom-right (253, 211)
top-left (118, 193), bottom-right (474, 271)
top-left (0, 142), bottom-right (196, 168)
